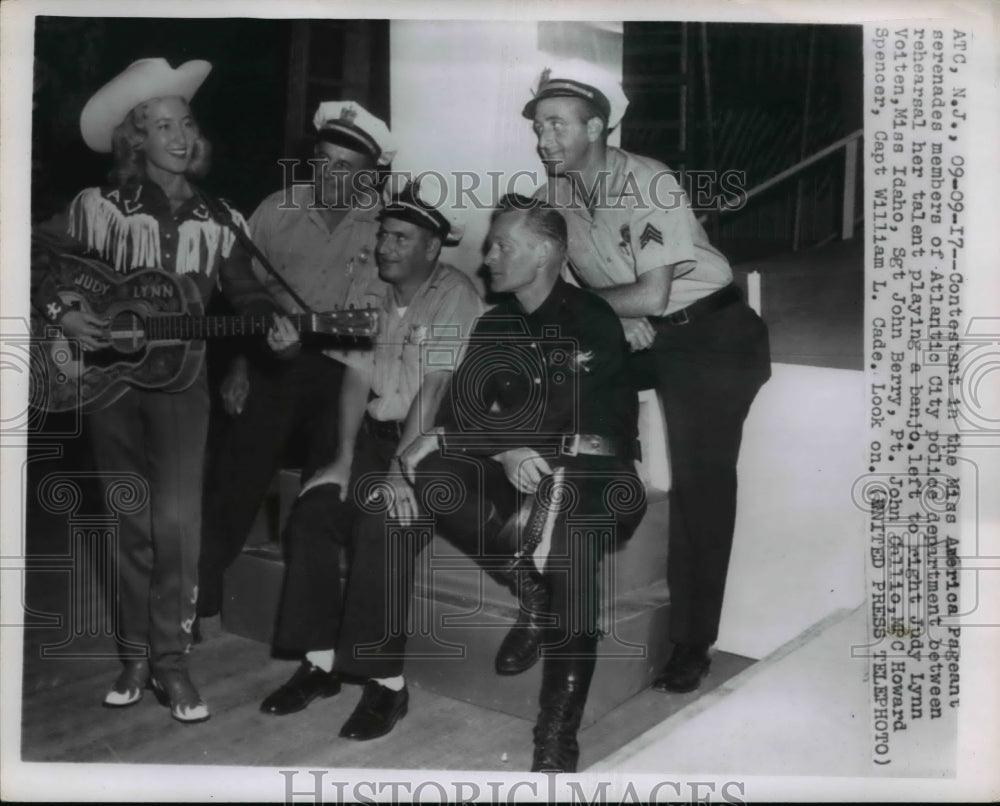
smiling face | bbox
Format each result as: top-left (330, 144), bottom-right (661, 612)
top-left (137, 97), bottom-right (199, 178)
top-left (532, 96), bottom-right (603, 177)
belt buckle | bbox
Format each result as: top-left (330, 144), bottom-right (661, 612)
top-left (669, 307), bottom-right (691, 326)
top-left (561, 433), bottom-right (580, 456)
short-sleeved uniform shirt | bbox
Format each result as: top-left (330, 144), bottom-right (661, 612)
top-left (537, 147), bottom-right (732, 316)
top-left (339, 262), bottom-right (485, 423)
top-left (247, 183), bottom-right (381, 314)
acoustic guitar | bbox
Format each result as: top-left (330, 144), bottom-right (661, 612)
top-left (33, 252), bottom-right (377, 413)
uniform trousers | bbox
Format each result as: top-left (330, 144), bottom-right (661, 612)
top-left (198, 350), bottom-right (345, 617)
top-left (632, 298), bottom-right (771, 645)
top-left (337, 451), bottom-right (647, 680)
top-left (271, 426), bottom-right (397, 653)
top-left (87, 372), bottom-right (210, 673)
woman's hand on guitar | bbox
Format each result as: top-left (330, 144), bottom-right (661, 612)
top-left (220, 355), bottom-right (250, 416)
top-left (266, 314), bottom-right (301, 359)
top-left (59, 310), bottom-right (110, 351)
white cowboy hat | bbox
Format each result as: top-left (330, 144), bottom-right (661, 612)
top-left (80, 58), bottom-right (213, 153)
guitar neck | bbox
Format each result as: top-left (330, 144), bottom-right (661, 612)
top-left (145, 313), bottom-right (331, 340)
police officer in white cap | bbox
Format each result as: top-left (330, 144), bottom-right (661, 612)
top-left (197, 101), bottom-right (397, 630)
top-left (259, 178), bottom-right (483, 731)
top-left (523, 61), bottom-right (771, 707)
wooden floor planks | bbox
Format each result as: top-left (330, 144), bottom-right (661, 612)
top-left (20, 611), bottom-right (752, 771)
top-left (17, 448), bottom-right (754, 774)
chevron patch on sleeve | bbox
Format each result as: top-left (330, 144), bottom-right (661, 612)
top-left (639, 222), bottom-right (663, 249)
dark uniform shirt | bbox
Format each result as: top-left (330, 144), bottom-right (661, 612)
top-left (439, 277), bottom-right (637, 457)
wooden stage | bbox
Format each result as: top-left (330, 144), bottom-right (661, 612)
top-left (17, 454), bottom-right (752, 773)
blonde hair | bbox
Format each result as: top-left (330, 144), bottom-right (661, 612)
top-left (108, 96), bottom-right (211, 185)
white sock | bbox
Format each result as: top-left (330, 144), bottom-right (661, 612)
top-left (306, 649), bottom-right (335, 672)
top-left (372, 675), bottom-right (405, 691)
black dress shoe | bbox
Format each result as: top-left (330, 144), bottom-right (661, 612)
top-left (339, 681), bottom-right (409, 741)
top-left (260, 662), bottom-right (341, 715)
top-left (495, 565), bottom-right (552, 675)
top-left (651, 642), bottom-right (711, 693)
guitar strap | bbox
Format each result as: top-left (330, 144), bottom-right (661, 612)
top-left (196, 191), bottom-right (316, 314)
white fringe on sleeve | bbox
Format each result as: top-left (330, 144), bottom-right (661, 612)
top-left (175, 201), bottom-right (245, 274)
top-left (69, 187), bottom-right (161, 272)
top-left (68, 187), bottom-right (248, 275)
top-left (176, 219), bottom-right (221, 275)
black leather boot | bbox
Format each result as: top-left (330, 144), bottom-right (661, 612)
top-left (495, 563), bottom-right (553, 675)
top-left (530, 644), bottom-right (597, 773)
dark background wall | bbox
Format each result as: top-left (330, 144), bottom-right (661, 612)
top-left (32, 18), bottom-right (860, 253)
top-left (622, 22), bottom-right (862, 259)
top-left (623, 22), bottom-right (862, 182)
top-left (32, 17), bottom-right (392, 222)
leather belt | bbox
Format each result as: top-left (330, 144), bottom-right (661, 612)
top-left (363, 414), bottom-right (403, 442)
top-left (559, 433), bottom-right (636, 459)
top-left (648, 283), bottom-right (742, 327)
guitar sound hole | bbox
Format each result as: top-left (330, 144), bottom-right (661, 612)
top-left (108, 312), bottom-right (148, 354)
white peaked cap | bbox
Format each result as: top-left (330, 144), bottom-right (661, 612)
top-left (523, 57), bottom-right (629, 130)
top-left (313, 100), bottom-right (397, 166)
